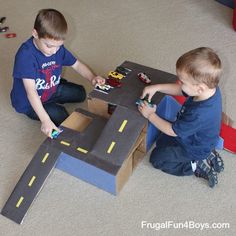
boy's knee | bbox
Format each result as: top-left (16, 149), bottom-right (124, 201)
top-left (73, 84), bottom-right (86, 103)
top-left (149, 149), bottom-right (161, 169)
top-left (79, 86), bottom-right (86, 102)
top-left (49, 106), bottom-right (69, 126)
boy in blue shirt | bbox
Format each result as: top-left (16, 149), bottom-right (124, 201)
top-left (10, 9), bottom-right (105, 138)
top-left (138, 47), bottom-right (224, 188)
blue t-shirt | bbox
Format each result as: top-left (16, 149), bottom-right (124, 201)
top-left (172, 88), bottom-right (222, 160)
top-left (11, 37), bottom-right (77, 113)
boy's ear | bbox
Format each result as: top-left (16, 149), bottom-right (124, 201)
top-left (32, 29), bottom-right (38, 39)
top-left (197, 84), bottom-right (206, 94)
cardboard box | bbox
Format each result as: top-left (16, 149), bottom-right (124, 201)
top-left (55, 105), bottom-right (146, 195)
top-left (1, 61), bottom-right (177, 224)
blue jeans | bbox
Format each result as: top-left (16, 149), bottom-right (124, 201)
top-left (150, 132), bottom-right (193, 176)
top-left (25, 78), bottom-right (86, 126)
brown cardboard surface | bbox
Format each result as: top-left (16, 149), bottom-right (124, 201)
top-left (88, 97), bottom-right (110, 118)
top-left (62, 112), bottom-right (92, 132)
top-left (116, 151), bottom-right (133, 193)
top-left (133, 150), bottom-right (146, 170)
top-left (116, 129), bottom-right (145, 193)
top-left (137, 131), bottom-right (147, 153)
top-left (129, 131), bottom-right (145, 155)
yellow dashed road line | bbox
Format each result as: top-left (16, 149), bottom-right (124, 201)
top-left (107, 142), bottom-right (116, 154)
top-left (28, 176), bottom-right (36, 187)
top-left (118, 120), bottom-right (128, 133)
top-left (60, 141), bottom-right (70, 146)
top-left (41, 153), bottom-right (49, 163)
top-left (77, 147), bottom-right (88, 154)
top-left (16, 197), bottom-right (24, 208)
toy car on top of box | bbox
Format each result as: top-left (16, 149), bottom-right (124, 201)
top-left (107, 71), bottom-right (124, 88)
top-left (108, 71), bottom-right (124, 80)
top-left (116, 66), bottom-right (132, 76)
top-left (106, 78), bottom-right (122, 88)
top-left (137, 72), bottom-right (151, 84)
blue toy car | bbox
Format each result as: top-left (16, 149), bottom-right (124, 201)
top-left (136, 94), bottom-right (154, 108)
top-left (51, 129), bottom-right (63, 139)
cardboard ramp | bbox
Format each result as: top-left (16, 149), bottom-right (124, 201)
top-left (1, 144), bottom-right (61, 224)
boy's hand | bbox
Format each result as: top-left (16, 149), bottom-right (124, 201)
top-left (41, 119), bottom-right (60, 138)
top-left (91, 76), bottom-right (106, 86)
top-left (141, 85), bottom-right (159, 102)
top-left (138, 101), bottom-right (156, 119)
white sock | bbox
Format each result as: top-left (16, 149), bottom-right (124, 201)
top-left (191, 161), bottom-right (197, 172)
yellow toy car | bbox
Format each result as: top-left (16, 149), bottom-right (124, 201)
top-left (108, 71), bottom-right (124, 80)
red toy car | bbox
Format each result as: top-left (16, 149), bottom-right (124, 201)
top-left (5, 33), bottom-right (16, 38)
top-left (137, 72), bottom-right (151, 84)
top-left (106, 78), bottom-right (122, 88)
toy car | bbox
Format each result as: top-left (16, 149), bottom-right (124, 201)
top-left (116, 66), bottom-right (132, 76)
top-left (0, 26), bottom-right (9, 33)
top-left (51, 128), bottom-right (63, 139)
top-left (5, 33), bottom-right (16, 38)
top-left (137, 72), bottom-right (151, 84)
top-left (106, 78), bottom-right (122, 88)
top-left (135, 94), bottom-right (154, 108)
top-left (0, 17), bottom-right (6, 25)
top-left (136, 99), bottom-right (154, 108)
top-left (95, 84), bottom-right (113, 94)
top-left (96, 84), bottom-right (112, 91)
top-left (108, 71), bottom-right (124, 80)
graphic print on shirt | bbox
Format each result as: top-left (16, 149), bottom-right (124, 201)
top-left (36, 61), bottom-right (60, 102)
top-left (177, 104), bottom-right (186, 120)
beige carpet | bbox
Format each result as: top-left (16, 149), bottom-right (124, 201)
top-left (0, 0), bottom-right (236, 235)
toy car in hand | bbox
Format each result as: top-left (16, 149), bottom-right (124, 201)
top-left (135, 94), bottom-right (154, 108)
top-left (108, 71), bottom-right (124, 80)
top-left (51, 128), bottom-right (63, 139)
top-left (137, 72), bottom-right (151, 84)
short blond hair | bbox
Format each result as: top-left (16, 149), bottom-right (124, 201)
top-left (176, 47), bottom-right (222, 88)
top-left (34, 9), bottom-right (67, 40)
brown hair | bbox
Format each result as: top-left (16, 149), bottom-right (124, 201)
top-left (176, 47), bottom-right (222, 88)
top-left (34, 9), bottom-right (67, 40)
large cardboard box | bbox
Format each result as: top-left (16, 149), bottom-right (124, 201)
top-left (1, 61), bottom-right (177, 224)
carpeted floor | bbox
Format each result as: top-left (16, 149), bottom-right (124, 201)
top-left (0, 1), bottom-right (236, 235)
